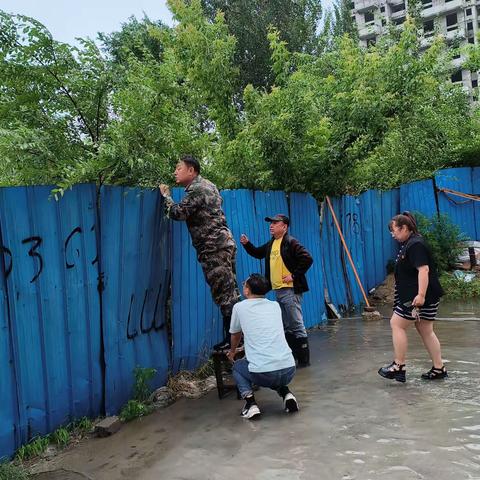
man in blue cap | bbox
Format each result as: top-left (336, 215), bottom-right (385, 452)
top-left (240, 214), bottom-right (313, 367)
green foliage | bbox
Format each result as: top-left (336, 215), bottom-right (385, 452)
top-left (201, 0), bottom-right (322, 91)
top-left (69, 417), bottom-right (93, 434)
top-left (210, 19), bottom-right (479, 195)
top-left (12, 416), bottom-right (93, 462)
top-left (415, 213), bottom-right (467, 273)
top-left (133, 366), bottom-right (157, 403)
top-left (14, 437), bottom-right (49, 462)
top-left (0, 463), bottom-right (29, 480)
top-left (440, 272), bottom-right (480, 300)
top-left (50, 428), bottom-right (70, 449)
top-left (99, 16), bottom-right (167, 65)
top-left (1, 7), bottom-right (480, 195)
top-left (119, 366), bottom-right (157, 422)
top-left (119, 400), bottom-right (154, 422)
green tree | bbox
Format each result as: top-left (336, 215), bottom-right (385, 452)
top-left (98, 15), bottom-right (168, 65)
top-left (0, 12), bottom-right (112, 188)
top-left (210, 19), bottom-right (479, 196)
top-left (201, 0), bottom-right (322, 92)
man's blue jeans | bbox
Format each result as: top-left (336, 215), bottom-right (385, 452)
top-left (233, 358), bottom-right (296, 399)
top-left (275, 287), bottom-right (307, 338)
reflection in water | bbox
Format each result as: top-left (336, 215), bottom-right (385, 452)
top-left (311, 315), bottom-right (480, 479)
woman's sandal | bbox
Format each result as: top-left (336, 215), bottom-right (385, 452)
top-left (421, 366), bottom-right (448, 380)
top-left (378, 361), bottom-right (406, 383)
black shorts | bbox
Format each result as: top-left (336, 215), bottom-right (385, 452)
top-left (393, 289), bottom-right (439, 321)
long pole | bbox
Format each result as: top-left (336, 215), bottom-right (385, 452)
top-left (325, 196), bottom-right (371, 308)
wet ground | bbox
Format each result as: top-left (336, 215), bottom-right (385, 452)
top-left (31, 311), bottom-right (480, 480)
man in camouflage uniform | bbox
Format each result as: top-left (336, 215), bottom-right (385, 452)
top-left (159, 154), bottom-right (240, 351)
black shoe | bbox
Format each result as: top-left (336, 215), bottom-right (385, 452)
top-left (421, 366), bottom-right (448, 380)
top-left (283, 392), bottom-right (299, 413)
top-left (240, 395), bottom-right (261, 419)
top-left (213, 338), bottom-right (230, 352)
top-left (378, 361), bottom-right (406, 383)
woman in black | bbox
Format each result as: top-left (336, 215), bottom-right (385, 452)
top-left (378, 212), bottom-right (447, 383)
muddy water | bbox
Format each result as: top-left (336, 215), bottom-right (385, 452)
top-left (376, 298), bottom-right (480, 321)
top-left (31, 317), bottom-right (480, 480)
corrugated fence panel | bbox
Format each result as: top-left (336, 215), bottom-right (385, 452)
top-left (221, 190), bottom-right (261, 289)
top-left (473, 167), bottom-right (480, 240)
top-left (399, 179), bottom-right (437, 218)
top-left (57, 185), bottom-right (103, 421)
top-left (361, 189), bottom-right (400, 292)
top-left (0, 237), bottom-right (18, 459)
top-left (171, 187), bottom-right (221, 372)
top-left (359, 190), bottom-right (382, 291)
top-left (436, 168), bottom-right (476, 239)
top-left (342, 195), bottom-right (367, 308)
top-left (321, 196), bottom-right (349, 314)
top-left (382, 188), bottom-right (400, 264)
top-left (289, 193), bottom-right (326, 327)
top-left (0, 185), bottom-right (102, 447)
top-left (101, 187), bottom-right (170, 414)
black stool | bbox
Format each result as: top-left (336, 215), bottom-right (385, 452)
top-left (212, 347), bottom-right (244, 399)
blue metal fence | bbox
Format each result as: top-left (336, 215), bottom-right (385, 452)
top-left (289, 193), bottom-right (327, 327)
top-left (0, 167), bottom-right (479, 459)
top-left (100, 187), bottom-right (171, 415)
top-left (436, 168), bottom-right (477, 239)
top-left (0, 185), bottom-right (103, 453)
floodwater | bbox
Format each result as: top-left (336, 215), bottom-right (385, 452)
top-left (31, 308), bottom-right (480, 480)
top-left (376, 298), bottom-right (480, 322)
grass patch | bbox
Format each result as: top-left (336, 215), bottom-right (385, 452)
top-left (119, 400), bottom-right (153, 422)
top-left (0, 462), bottom-right (29, 480)
top-left (440, 272), bottom-right (480, 300)
top-left (15, 436), bottom-right (49, 462)
top-left (13, 415), bottom-right (94, 462)
top-left (119, 367), bottom-right (157, 422)
top-left (50, 428), bottom-right (70, 449)
top-left (69, 416), bottom-right (93, 435)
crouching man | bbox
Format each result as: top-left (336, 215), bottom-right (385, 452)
top-left (227, 274), bottom-right (299, 420)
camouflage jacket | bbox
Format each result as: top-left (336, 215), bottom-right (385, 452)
top-left (164, 175), bottom-right (235, 253)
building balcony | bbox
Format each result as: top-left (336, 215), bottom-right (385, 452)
top-left (355, 0), bottom-right (379, 12)
top-left (358, 22), bottom-right (383, 38)
top-left (420, 0), bottom-right (464, 18)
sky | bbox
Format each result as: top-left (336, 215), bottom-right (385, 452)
top-left (1, 0), bottom-right (174, 43)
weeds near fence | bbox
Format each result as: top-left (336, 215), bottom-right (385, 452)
top-left (440, 273), bottom-right (480, 300)
top-left (120, 367), bottom-right (157, 422)
top-left (15, 437), bottom-right (49, 462)
top-left (13, 416), bottom-right (94, 463)
top-left (416, 213), bottom-right (467, 273)
top-left (0, 461), bottom-right (29, 480)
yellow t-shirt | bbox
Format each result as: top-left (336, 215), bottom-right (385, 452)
top-left (270, 237), bottom-right (294, 289)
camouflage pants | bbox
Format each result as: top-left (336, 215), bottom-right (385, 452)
top-left (197, 244), bottom-right (240, 322)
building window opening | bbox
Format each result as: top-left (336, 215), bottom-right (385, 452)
top-left (391, 2), bottom-right (406, 13)
top-left (446, 13), bottom-right (458, 31)
top-left (364, 11), bottom-right (375, 23)
top-left (450, 70), bottom-right (462, 83)
top-left (423, 19), bottom-right (435, 36)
